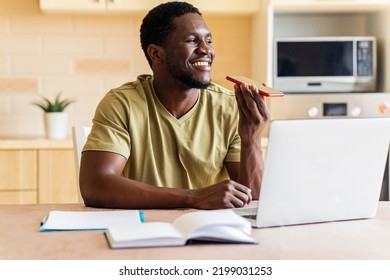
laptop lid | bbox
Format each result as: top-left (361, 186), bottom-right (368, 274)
top-left (253, 118), bottom-right (390, 228)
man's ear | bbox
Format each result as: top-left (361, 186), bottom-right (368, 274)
top-left (147, 44), bottom-right (164, 65)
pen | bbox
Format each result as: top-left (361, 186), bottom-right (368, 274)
top-left (40, 215), bottom-right (48, 226)
top-left (139, 211), bottom-right (145, 223)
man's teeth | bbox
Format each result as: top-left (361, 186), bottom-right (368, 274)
top-left (193, 61), bottom-right (209, 66)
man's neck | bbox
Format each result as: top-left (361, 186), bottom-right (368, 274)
top-left (153, 78), bottom-right (200, 119)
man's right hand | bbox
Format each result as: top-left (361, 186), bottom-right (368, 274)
top-left (191, 180), bottom-right (252, 210)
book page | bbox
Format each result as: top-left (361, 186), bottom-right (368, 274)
top-left (105, 222), bottom-right (185, 249)
top-left (40, 210), bottom-right (142, 231)
top-left (186, 225), bottom-right (257, 244)
top-left (172, 209), bottom-right (252, 240)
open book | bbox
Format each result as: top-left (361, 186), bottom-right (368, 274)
top-left (40, 210), bottom-right (143, 232)
top-left (105, 209), bottom-right (257, 249)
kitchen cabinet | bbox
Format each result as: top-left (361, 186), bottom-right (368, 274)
top-left (0, 150), bottom-right (38, 204)
top-left (38, 149), bottom-right (79, 204)
top-left (0, 140), bottom-right (79, 205)
top-left (270, 0), bottom-right (390, 13)
top-left (251, 0), bottom-right (390, 92)
top-left (39, 0), bottom-right (260, 14)
top-left (39, 0), bottom-right (157, 13)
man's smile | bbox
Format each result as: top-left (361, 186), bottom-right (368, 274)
top-left (191, 60), bottom-right (211, 70)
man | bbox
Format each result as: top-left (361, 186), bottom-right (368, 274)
top-left (80, 1), bottom-right (269, 210)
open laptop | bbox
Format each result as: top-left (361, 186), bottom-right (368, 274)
top-left (234, 118), bottom-right (390, 228)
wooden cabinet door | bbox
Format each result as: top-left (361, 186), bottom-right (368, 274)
top-left (107, 0), bottom-right (156, 11)
top-left (0, 150), bottom-right (38, 204)
top-left (38, 149), bottom-right (79, 203)
top-left (40, 0), bottom-right (106, 12)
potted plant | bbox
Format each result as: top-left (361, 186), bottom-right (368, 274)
top-left (32, 92), bottom-right (75, 139)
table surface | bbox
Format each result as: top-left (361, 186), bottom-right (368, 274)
top-left (1, 202), bottom-right (390, 260)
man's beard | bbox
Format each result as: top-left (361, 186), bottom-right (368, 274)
top-left (177, 73), bottom-right (211, 89)
top-left (167, 60), bottom-right (211, 89)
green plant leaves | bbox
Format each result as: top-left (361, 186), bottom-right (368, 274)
top-left (32, 91), bottom-right (75, 112)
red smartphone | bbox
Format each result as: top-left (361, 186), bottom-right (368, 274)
top-left (226, 75), bottom-right (284, 97)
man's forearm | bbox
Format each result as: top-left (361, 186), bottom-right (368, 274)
top-left (237, 140), bottom-right (265, 199)
top-left (81, 174), bottom-right (253, 210)
top-left (81, 174), bottom-right (195, 209)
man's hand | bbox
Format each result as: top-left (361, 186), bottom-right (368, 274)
top-left (191, 180), bottom-right (252, 210)
top-left (234, 83), bottom-right (270, 144)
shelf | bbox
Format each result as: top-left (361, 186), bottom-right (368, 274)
top-left (272, 1), bottom-right (390, 14)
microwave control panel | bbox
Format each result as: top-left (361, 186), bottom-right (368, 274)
top-left (357, 40), bottom-right (374, 76)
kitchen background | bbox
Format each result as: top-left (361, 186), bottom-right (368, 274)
top-left (0, 0), bottom-right (254, 139)
top-left (2, 0), bottom-right (390, 204)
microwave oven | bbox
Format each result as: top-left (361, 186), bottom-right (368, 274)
top-left (273, 36), bottom-right (376, 93)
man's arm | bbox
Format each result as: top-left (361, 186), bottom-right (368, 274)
top-left (80, 151), bottom-right (252, 209)
top-left (232, 83), bottom-right (270, 199)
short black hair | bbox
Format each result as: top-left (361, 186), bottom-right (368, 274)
top-left (140, 1), bottom-right (201, 67)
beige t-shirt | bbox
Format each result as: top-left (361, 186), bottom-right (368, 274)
top-left (84, 75), bottom-right (241, 189)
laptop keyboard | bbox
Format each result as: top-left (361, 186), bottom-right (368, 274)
top-left (242, 214), bottom-right (257, 220)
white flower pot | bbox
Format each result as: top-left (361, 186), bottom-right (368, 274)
top-left (44, 112), bottom-right (68, 139)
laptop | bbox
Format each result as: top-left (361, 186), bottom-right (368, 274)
top-left (234, 118), bottom-right (390, 228)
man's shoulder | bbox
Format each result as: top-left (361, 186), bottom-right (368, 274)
top-left (105, 75), bottom-right (153, 100)
top-left (111, 74), bottom-right (152, 92)
top-left (203, 83), bottom-right (236, 108)
top-left (206, 82), bottom-right (234, 97)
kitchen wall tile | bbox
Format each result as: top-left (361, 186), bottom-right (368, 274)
top-left (0, 96), bottom-right (11, 114)
top-left (72, 16), bottom-right (134, 36)
top-left (103, 37), bottom-right (135, 57)
top-left (11, 94), bottom-right (41, 115)
top-left (132, 57), bottom-right (152, 78)
top-left (104, 75), bottom-right (146, 93)
top-left (10, 16), bottom-right (72, 35)
top-left (71, 94), bottom-right (103, 119)
top-left (74, 58), bottom-right (131, 74)
top-left (0, 77), bottom-right (38, 94)
top-left (0, 35), bottom-right (41, 54)
top-left (68, 115), bottom-right (94, 129)
top-left (43, 36), bottom-right (103, 55)
top-left (12, 56), bottom-right (72, 75)
top-left (41, 76), bottom-right (105, 98)
top-left (0, 16), bottom-right (9, 33)
top-left (0, 115), bottom-right (44, 138)
top-left (0, 57), bottom-right (10, 74)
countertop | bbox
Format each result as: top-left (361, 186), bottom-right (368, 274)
top-left (0, 138), bottom-right (73, 149)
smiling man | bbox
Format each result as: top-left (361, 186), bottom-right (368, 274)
top-left (80, 1), bottom-right (269, 210)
